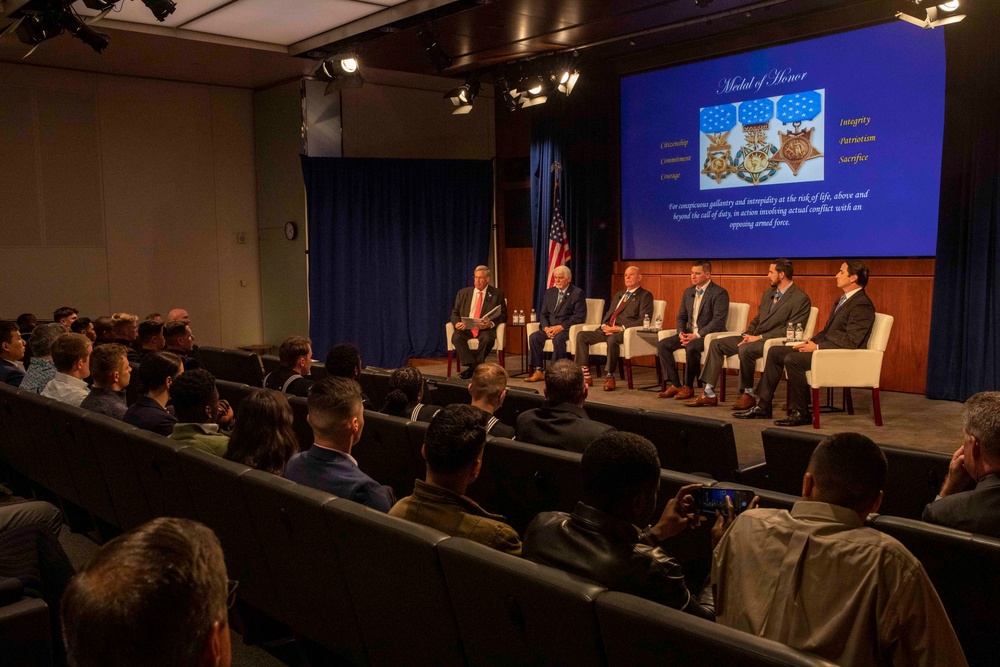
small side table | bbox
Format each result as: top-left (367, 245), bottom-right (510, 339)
top-left (506, 323), bottom-right (529, 377)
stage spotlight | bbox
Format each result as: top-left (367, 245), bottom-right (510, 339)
top-left (417, 23), bottom-right (452, 71)
top-left (316, 58), bottom-right (364, 94)
top-left (553, 67), bottom-right (580, 95)
top-left (445, 76), bottom-right (480, 114)
top-left (141, 0), bottom-right (176, 22)
top-left (516, 75), bottom-right (549, 107)
top-left (14, 11), bottom-right (63, 47)
top-left (938, 1), bottom-right (959, 11)
top-left (495, 74), bottom-right (519, 112)
top-left (58, 9), bottom-right (109, 53)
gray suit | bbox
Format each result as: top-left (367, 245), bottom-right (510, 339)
top-left (922, 473), bottom-right (1000, 538)
top-left (699, 283), bottom-right (812, 391)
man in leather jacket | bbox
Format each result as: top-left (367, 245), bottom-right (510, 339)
top-left (522, 431), bottom-right (735, 619)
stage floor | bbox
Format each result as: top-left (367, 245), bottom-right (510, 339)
top-left (410, 357), bottom-right (962, 469)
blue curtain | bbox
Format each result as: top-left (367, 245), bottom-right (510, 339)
top-left (530, 118), bottom-right (566, 311)
top-left (302, 156), bottom-right (493, 369)
top-left (926, 9), bottom-right (1000, 400)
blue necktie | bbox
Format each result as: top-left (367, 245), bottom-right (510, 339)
top-left (835, 294), bottom-right (847, 311)
top-left (696, 288), bottom-right (704, 296)
top-left (769, 291), bottom-right (783, 313)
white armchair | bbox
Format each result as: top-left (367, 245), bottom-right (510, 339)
top-left (805, 313), bottom-right (894, 428)
top-left (445, 321), bottom-right (506, 378)
top-left (527, 298), bottom-right (603, 369)
top-left (657, 302), bottom-right (750, 389)
top-left (620, 300), bottom-right (667, 388)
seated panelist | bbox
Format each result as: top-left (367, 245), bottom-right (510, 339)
top-left (525, 265), bottom-right (586, 382)
top-left (451, 265), bottom-right (507, 380)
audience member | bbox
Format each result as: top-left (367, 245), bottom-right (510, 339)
top-left (93, 316), bottom-right (115, 346)
top-left (41, 333), bottom-right (92, 406)
top-left (19, 323), bottom-right (68, 394)
top-left (70, 317), bottom-right (97, 342)
top-left (515, 359), bottom-right (613, 452)
top-left (284, 377), bottom-right (395, 512)
top-left (61, 517), bottom-right (232, 667)
top-left (164, 321), bottom-right (201, 369)
top-left (524, 431), bottom-right (716, 619)
top-left (390, 404), bottom-right (521, 554)
top-left (123, 351), bottom-right (183, 437)
top-left (0, 321), bottom-right (26, 387)
top-left (263, 336), bottom-right (314, 396)
top-left (923, 391), bottom-right (1000, 537)
top-left (134, 319), bottom-right (166, 364)
top-left (16, 313), bottom-right (37, 334)
top-left (0, 499), bottom-right (62, 536)
top-left (167, 308), bottom-right (191, 325)
top-left (168, 369), bottom-right (233, 456)
top-left (468, 362), bottom-right (515, 438)
top-left (145, 312), bottom-right (164, 323)
top-left (380, 366), bottom-right (440, 422)
top-left (324, 342), bottom-right (372, 409)
top-left (53, 306), bottom-right (78, 327)
top-left (224, 390), bottom-right (299, 475)
top-left (111, 312), bottom-right (139, 348)
top-left (713, 432), bottom-right (965, 666)
top-left (79, 344), bottom-right (131, 420)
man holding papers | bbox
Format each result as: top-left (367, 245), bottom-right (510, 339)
top-left (451, 265), bottom-right (507, 379)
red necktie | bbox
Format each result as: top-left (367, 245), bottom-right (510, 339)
top-left (609, 292), bottom-right (630, 328)
top-left (472, 290), bottom-right (484, 337)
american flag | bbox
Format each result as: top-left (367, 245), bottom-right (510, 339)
top-left (547, 176), bottom-right (571, 287)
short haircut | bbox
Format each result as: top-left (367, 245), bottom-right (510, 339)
top-left (111, 312), bottom-right (138, 333)
top-left (137, 351), bottom-right (183, 393)
top-left (163, 321), bottom-right (189, 343)
top-left (16, 313), bottom-right (36, 331)
top-left (145, 313), bottom-right (162, 321)
top-left (845, 259), bottom-right (870, 287)
top-left (693, 260), bottom-right (713, 273)
top-left (90, 344), bottom-right (128, 383)
top-left (807, 432), bottom-right (887, 510)
top-left (53, 306), bottom-right (78, 322)
top-left (29, 322), bottom-right (69, 357)
top-left (279, 336), bottom-right (311, 367)
top-left (423, 404), bottom-right (486, 474)
top-left (308, 377), bottom-right (362, 438)
top-left (963, 392), bottom-right (1000, 462)
top-left (552, 265), bottom-right (571, 281)
top-left (61, 517), bottom-right (228, 667)
top-left (474, 265), bottom-right (491, 278)
top-left (324, 343), bottom-right (362, 378)
top-left (51, 333), bottom-right (92, 373)
top-left (0, 321), bottom-right (17, 346)
top-left (138, 319), bottom-right (164, 343)
top-left (544, 359), bottom-right (585, 405)
top-left (581, 431), bottom-right (661, 511)
top-left (93, 316), bottom-right (114, 339)
top-left (169, 369), bottom-right (218, 419)
top-left (71, 317), bottom-right (93, 334)
top-left (772, 258), bottom-right (794, 279)
top-left (469, 363), bottom-right (507, 403)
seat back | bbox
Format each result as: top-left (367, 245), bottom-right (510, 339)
top-left (358, 367), bottom-right (393, 411)
top-left (286, 395), bottom-right (313, 452)
top-left (584, 298), bottom-right (605, 325)
top-left (803, 306), bottom-right (820, 339)
top-left (351, 411), bottom-right (418, 500)
top-left (324, 499), bottom-right (465, 666)
top-left (82, 414), bottom-right (153, 530)
top-left (596, 591), bottom-right (835, 666)
top-left (1, 387), bottom-right (51, 493)
top-left (868, 313), bottom-right (894, 351)
top-left (492, 388), bottom-right (545, 427)
top-left (259, 354), bottom-right (281, 377)
top-left (127, 431), bottom-right (198, 520)
top-left (425, 377), bottom-right (472, 407)
top-left (191, 346), bottom-right (264, 386)
top-left (870, 515), bottom-right (1000, 667)
top-left (651, 299), bottom-right (667, 325)
top-left (438, 537), bottom-right (607, 667)
top-left (239, 471), bottom-right (366, 663)
top-left (581, 403), bottom-right (641, 434)
top-left (48, 401), bottom-right (117, 527)
top-left (14, 392), bottom-right (77, 502)
top-left (215, 379), bottom-right (260, 414)
top-left (637, 411), bottom-right (740, 482)
top-left (725, 302), bottom-right (750, 333)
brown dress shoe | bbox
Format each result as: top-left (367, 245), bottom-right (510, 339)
top-left (658, 385), bottom-right (681, 399)
top-left (584, 375), bottom-right (593, 387)
top-left (674, 386), bottom-right (694, 400)
top-left (684, 393), bottom-right (719, 407)
top-left (603, 376), bottom-right (616, 391)
top-left (525, 370), bottom-right (545, 382)
top-left (731, 393), bottom-right (756, 411)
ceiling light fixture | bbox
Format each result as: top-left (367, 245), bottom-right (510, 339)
top-left (140, 0), bottom-right (176, 22)
top-left (444, 76), bottom-right (480, 114)
top-left (316, 54), bottom-right (364, 95)
top-left (896, 0), bottom-right (965, 28)
top-left (417, 22), bottom-right (452, 72)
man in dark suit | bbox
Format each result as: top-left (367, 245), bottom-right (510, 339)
top-left (736, 260), bottom-right (875, 425)
top-left (0, 321), bottom-right (26, 387)
top-left (451, 265), bottom-right (508, 380)
top-left (685, 258), bottom-right (812, 409)
top-left (574, 265), bottom-right (654, 391)
top-left (526, 265), bottom-right (587, 382)
top-left (516, 359), bottom-right (614, 453)
top-left (923, 392), bottom-right (1000, 538)
top-left (657, 260), bottom-right (730, 400)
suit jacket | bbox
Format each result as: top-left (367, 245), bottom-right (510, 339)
top-left (123, 395), bottom-right (177, 437)
top-left (539, 284), bottom-right (587, 330)
top-left (675, 281), bottom-right (730, 335)
top-left (515, 402), bottom-right (615, 454)
top-left (813, 289), bottom-right (875, 349)
top-left (451, 285), bottom-right (507, 327)
top-left (602, 287), bottom-right (654, 329)
top-left (745, 284), bottom-right (812, 340)
top-left (284, 445), bottom-right (395, 512)
top-left (0, 359), bottom-right (25, 387)
top-left (922, 473), bottom-right (1000, 538)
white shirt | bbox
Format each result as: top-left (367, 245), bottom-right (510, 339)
top-left (692, 280), bottom-right (712, 336)
top-left (839, 286), bottom-right (863, 306)
top-left (41, 372), bottom-right (90, 407)
top-left (468, 289), bottom-right (487, 318)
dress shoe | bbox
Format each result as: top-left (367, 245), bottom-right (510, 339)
top-left (774, 410), bottom-right (812, 427)
top-left (731, 393), bottom-right (756, 411)
top-left (584, 375), bottom-right (593, 387)
top-left (684, 393), bottom-right (718, 407)
top-left (525, 369), bottom-right (545, 383)
top-left (603, 376), bottom-right (616, 391)
top-left (459, 367), bottom-right (474, 380)
top-left (674, 386), bottom-right (694, 400)
top-left (658, 385), bottom-right (681, 399)
top-left (734, 405), bottom-right (772, 419)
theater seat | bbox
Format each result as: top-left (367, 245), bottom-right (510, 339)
top-left (595, 591), bottom-right (836, 666)
top-left (126, 431), bottom-right (197, 520)
top-left (637, 410), bottom-right (741, 482)
top-left (81, 414), bottom-right (153, 530)
top-left (0, 581), bottom-right (53, 667)
top-left (215, 379), bottom-right (260, 413)
top-left (190, 346), bottom-right (264, 386)
top-left (352, 411), bottom-right (419, 500)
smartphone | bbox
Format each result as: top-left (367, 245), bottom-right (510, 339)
top-left (693, 488), bottom-right (756, 517)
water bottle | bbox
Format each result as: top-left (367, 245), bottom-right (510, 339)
top-left (643, 314), bottom-right (651, 330)
top-left (530, 308), bottom-right (536, 323)
top-left (655, 315), bottom-right (663, 330)
top-left (795, 323), bottom-right (804, 341)
top-left (786, 321), bottom-right (795, 339)
top-left (516, 310), bottom-right (523, 325)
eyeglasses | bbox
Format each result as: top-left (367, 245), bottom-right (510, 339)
top-left (226, 579), bottom-right (239, 609)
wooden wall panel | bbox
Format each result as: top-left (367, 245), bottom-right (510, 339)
top-left (498, 248), bottom-right (535, 355)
